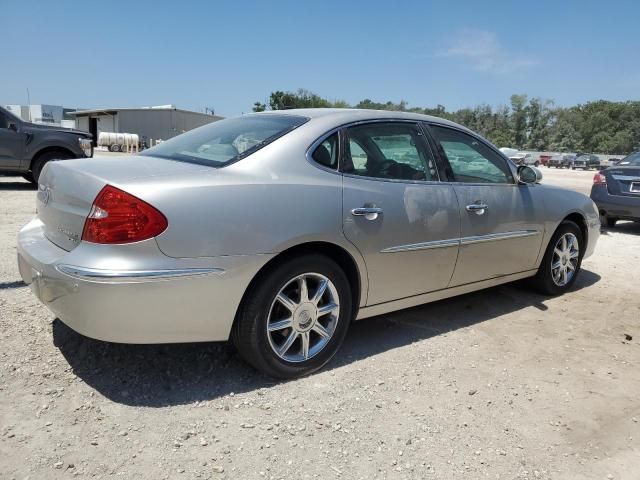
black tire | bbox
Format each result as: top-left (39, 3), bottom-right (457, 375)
top-left (110, 144), bottom-right (120, 152)
top-left (21, 172), bottom-right (35, 184)
top-left (531, 221), bottom-right (584, 296)
top-left (605, 216), bottom-right (618, 228)
top-left (31, 150), bottom-right (74, 183)
top-left (232, 254), bottom-right (353, 379)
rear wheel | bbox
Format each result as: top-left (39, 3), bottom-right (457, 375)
top-left (531, 221), bottom-right (583, 296)
top-left (110, 144), bottom-right (120, 152)
top-left (233, 255), bottom-right (352, 379)
top-left (32, 150), bottom-right (73, 183)
top-left (605, 216), bottom-right (618, 228)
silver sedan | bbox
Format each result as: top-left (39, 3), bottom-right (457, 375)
top-left (17, 109), bottom-right (600, 378)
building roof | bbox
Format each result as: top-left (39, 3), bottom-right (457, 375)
top-left (69, 105), bottom-right (221, 119)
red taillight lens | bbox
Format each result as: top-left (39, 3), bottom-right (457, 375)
top-left (81, 185), bottom-right (168, 244)
top-left (593, 172), bottom-right (607, 185)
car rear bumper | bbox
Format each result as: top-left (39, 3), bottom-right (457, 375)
top-left (17, 218), bottom-right (273, 343)
top-left (590, 185), bottom-right (640, 220)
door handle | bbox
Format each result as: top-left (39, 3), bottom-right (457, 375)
top-left (351, 207), bottom-right (383, 220)
top-left (466, 203), bottom-right (489, 215)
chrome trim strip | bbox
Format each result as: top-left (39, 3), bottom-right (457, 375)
top-left (381, 238), bottom-right (459, 253)
top-left (56, 265), bottom-right (224, 280)
top-left (381, 230), bottom-right (539, 253)
top-left (460, 230), bottom-right (539, 246)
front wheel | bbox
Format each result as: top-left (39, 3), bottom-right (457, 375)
top-left (531, 221), bottom-right (584, 296)
top-left (233, 255), bottom-right (353, 379)
top-left (32, 150), bottom-right (73, 183)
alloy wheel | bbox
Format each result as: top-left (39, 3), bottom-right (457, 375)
top-left (551, 233), bottom-right (579, 287)
top-left (266, 273), bottom-right (340, 363)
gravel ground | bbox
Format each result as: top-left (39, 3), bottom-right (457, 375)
top-left (1, 171), bottom-right (639, 480)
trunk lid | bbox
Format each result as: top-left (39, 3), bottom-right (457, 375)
top-left (605, 166), bottom-right (640, 196)
top-left (36, 155), bottom-right (211, 251)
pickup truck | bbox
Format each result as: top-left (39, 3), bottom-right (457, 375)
top-left (0, 105), bottom-right (93, 183)
top-left (571, 154), bottom-right (601, 170)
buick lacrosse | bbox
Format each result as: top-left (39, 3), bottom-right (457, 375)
top-left (17, 109), bottom-right (600, 378)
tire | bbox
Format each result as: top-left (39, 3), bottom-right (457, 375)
top-left (530, 221), bottom-right (584, 296)
top-left (605, 216), bottom-right (618, 228)
top-left (21, 172), bottom-right (35, 184)
top-left (110, 144), bottom-right (120, 152)
top-left (31, 150), bottom-right (73, 183)
top-left (232, 254), bottom-right (353, 379)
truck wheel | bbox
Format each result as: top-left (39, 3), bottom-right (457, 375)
top-left (21, 172), bottom-right (36, 184)
top-left (32, 150), bottom-right (73, 183)
top-left (109, 144), bottom-right (120, 152)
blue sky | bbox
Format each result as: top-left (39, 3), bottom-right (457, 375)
top-left (2, 0), bottom-right (639, 116)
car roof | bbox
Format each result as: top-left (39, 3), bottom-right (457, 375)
top-left (253, 108), bottom-right (467, 130)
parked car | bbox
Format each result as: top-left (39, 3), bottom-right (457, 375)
top-left (548, 154), bottom-right (574, 168)
top-left (509, 152), bottom-right (540, 167)
top-left (591, 151), bottom-right (640, 227)
top-left (572, 154), bottom-right (601, 170)
top-left (539, 154), bottom-right (552, 167)
top-left (17, 109), bottom-right (600, 378)
top-left (0, 105), bottom-right (93, 183)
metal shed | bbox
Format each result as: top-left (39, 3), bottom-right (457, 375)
top-left (70, 105), bottom-right (223, 143)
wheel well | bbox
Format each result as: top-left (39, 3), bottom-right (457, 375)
top-left (237, 242), bottom-right (362, 322)
top-left (563, 212), bottom-right (588, 249)
top-left (29, 147), bottom-right (75, 171)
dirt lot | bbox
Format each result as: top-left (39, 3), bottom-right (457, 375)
top-left (1, 169), bottom-right (639, 480)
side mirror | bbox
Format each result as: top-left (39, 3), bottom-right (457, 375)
top-left (518, 165), bottom-right (542, 184)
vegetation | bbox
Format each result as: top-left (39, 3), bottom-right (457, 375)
top-left (253, 89), bottom-right (640, 154)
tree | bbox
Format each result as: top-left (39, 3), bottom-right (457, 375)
top-left (250, 90), bottom-right (640, 154)
top-left (252, 102), bottom-right (266, 112)
top-left (510, 94), bottom-right (528, 149)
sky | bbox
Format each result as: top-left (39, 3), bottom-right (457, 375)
top-left (2, 0), bottom-right (639, 117)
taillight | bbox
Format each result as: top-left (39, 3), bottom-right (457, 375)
top-left (81, 185), bottom-right (168, 244)
top-left (593, 172), bottom-right (607, 185)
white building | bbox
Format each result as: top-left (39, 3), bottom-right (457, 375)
top-left (70, 105), bottom-right (223, 142)
top-left (5, 104), bottom-right (76, 128)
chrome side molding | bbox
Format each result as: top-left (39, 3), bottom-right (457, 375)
top-left (381, 238), bottom-right (459, 253)
top-left (460, 230), bottom-right (539, 246)
top-left (381, 230), bottom-right (539, 253)
top-left (56, 265), bottom-right (224, 281)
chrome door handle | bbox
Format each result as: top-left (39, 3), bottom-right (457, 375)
top-left (351, 207), bottom-right (383, 220)
top-left (466, 203), bottom-right (489, 215)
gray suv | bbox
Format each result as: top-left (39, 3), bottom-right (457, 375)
top-left (0, 105), bottom-right (93, 183)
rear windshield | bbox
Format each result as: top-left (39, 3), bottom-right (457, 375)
top-left (619, 152), bottom-right (640, 166)
top-left (141, 114), bottom-right (308, 167)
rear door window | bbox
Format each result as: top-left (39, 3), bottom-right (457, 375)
top-left (342, 123), bottom-right (437, 181)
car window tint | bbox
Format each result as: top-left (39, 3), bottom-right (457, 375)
top-left (311, 133), bottom-right (339, 169)
top-left (430, 126), bottom-right (512, 184)
top-left (343, 123), bottom-right (436, 181)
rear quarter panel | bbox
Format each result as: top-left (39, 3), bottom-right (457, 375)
top-left (119, 124), bottom-right (369, 301)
